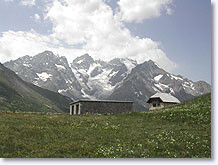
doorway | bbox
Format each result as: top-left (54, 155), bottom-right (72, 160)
top-left (76, 104), bottom-right (79, 114)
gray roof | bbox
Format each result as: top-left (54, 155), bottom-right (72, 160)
top-left (70, 99), bottom-right (133, 105)
top-left (147, 93), bottom-right (180, 103)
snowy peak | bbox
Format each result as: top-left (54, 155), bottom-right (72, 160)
top-left (144, 60), bottom-right (165, 73)
top-left (121, 58), bottom-right (137, 71)
top-left (33, 51), bottom-right (65, 66)
top-left (41, 50), bottom-right (55, 56)
top-left (34, 51), bottom-right (60, 63)
top-left (69, 55), bottom-right (138, 99)
top-left (72, 54), bottom-right (94, 70)
top-left (130, 60), bottom-right (166, 81)
top-left (109, 58), bottom-right (137, 71)
top-left (147, 60), bottom-right (161, 68)
top-left (4, 51), bottom-right (82, 100)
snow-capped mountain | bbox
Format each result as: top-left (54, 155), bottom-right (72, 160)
top-left (4, 51), bottom-right (137, 100)
top-left (108, 60), bottom-right (211, 109)
top-left (4, 51), bottom-right (211, 110)
top-left (71, 54), bottom-right (137, 99)
top-left (4, 51), bottom-right (82, 100)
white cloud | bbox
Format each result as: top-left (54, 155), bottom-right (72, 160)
top-left (33, 13), bottom-right (41, 22)
top-left (117, 0), bottom-right (173, 23)
top-left (0, 0), bottom-right (176, 71)
top-left (19, 0), bottom-right (36, 7)
top-left (0, 30), bottom-right (86, 64)
top-left (0, 30), bottom-right (51, 62)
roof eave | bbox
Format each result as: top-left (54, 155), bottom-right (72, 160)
top-left (147, 97), bottom-right (163, 103)
top-left (70, 100), bottom-right (134, 105)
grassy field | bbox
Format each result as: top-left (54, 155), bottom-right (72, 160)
top-left (0, 94), bottom-right (211, 158)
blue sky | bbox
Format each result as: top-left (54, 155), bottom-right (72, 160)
top-left (124, 0), bottom-right (211, 83)
top-left (0, 0), bottom-right (211, 83)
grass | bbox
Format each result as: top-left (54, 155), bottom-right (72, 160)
top-left (0, 94), bottom-right (211, 158)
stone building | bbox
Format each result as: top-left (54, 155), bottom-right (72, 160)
top-left (69, 100), bottom-right (133, 115)
top-left (147, 93), bottom-right (180, 110)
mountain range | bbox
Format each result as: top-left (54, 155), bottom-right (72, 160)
top-left (4, 50), bottom-right (211, 110)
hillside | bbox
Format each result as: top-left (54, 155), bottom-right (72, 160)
top-left (0, 63), bottom-right (72, 113)
top-left (0, 93), bottom-right (211, 158)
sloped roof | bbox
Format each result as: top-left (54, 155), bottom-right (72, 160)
top-left (147, 93), bottom-right (180, 103)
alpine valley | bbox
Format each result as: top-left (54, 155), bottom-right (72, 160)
top-left (4, 51), bottom-right (211, 110)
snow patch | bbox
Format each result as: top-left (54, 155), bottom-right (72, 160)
top-left (58, 89), bottom-right (68, 93)
top-left (76, 59), bottom-right (84, 64)
top-left (88, 68), bottom-right (115, 91)
top-left (33, 81), bottom-right (39, 85)
top-left (171, 75), bottom-right (183, 81)
top-left (190, 83), bottom-right (195, 90)
top-left (154, 75), bottom-right (163, 82)
top-left (71, 67), bottom-right (85, 84)
top-left (152, 86), bottom-right (161, 92)
top-left (109, 70), bottom-right (119, 78)
top-left (36, 72), bottom-right (52, 81)
top-left (154, 62), bottom-right (160, 68)
top-left (66, 79), bottom-right (73, 84)
top-left (183, 83), bottom-right (189, 88)
top-left (154, 83), bottom-right (169, 91)
top-left (183, 81), bottom-right (195, 90)
top-left (120, 73), bottom-right (126, 77)
top-left (87, 63), bottom-right (101, 75)
top-left (170, 88), bottom-right (175, 94)
top-left (55, 64), bottom-right (66, 70)
top-left (23, 63), bottom-right (32, 67)
top-left (134, 91), bottom-right (143, 97)
top-left (81, 89), bottom-right (96, 100)
top-left (122, 59), bottom-right (136, 72)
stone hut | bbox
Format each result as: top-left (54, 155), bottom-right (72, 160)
top-left (147, 93), bottom-right (180, 110)
top-left (69, 100), bottom-right (133, 115)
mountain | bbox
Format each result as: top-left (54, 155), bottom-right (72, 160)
top-left (71, 54), bottom-right (137, 99)
top-left (4, 51), bottom-right (82, 100)
top-left (0, 63), bottom-right (72, 113)
top-left (4, 51), bottom-right (211, 110)
top-left (108, 60), bottom-right (211, 109)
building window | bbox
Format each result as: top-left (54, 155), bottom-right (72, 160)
top-left (153, 103), bottom-right (156, 107)
top-left (157, 103), bottom-right (160, 107)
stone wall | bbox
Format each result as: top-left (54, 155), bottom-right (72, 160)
top-left (71, 101), bottom-right (133, 114)
top-left (149, 101), bottom-right (177, 110)
top-left (149, 101), bottom-right (164, 110)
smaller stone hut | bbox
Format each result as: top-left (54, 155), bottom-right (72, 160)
top-left (147, 93), bottom-right (180, 110)
top-left (69, 100), bottom-right (133, 115)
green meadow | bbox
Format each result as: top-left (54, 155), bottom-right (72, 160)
top-left (0, 94), bottom-right (211, 158)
